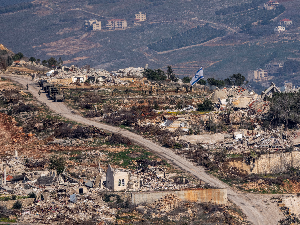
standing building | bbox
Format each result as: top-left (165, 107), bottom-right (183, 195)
top-left (135, 12), bottom-right (146, 22)
top-left (264, 1), bottom-right (279, 10)
top-left (248, 69), bottom-right (268, 82)
top-left (274, 26), bottom-right (285, 33)
top-left (106, 165), bottom-right (129, 191)
top-left (84, 19), bottom-right (101, 31)
top-left (106, 19), bottom-right (127, 30)
top-left (279, 19), bottom-right (293, 26)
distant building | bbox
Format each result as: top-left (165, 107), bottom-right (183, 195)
top-left (248, 69), bottom-right (268, 82)
top-left (135, 12), bottom-right (146, 22)
top-left (279, 18), bottom-right (293, 26)
top-left (274, 26), bottom-right (285, 33)
top-left (265, 62), bottom-right (283, 74)
top-left (264, 1), bottom-right (279, 10)
top-left (284, 82), bottom-right (300, 93)
top-left (85, 19), bottom-right (101, 31)
top-left (106, 19), bottom-right (127, 30)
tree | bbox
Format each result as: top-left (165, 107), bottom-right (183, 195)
top-left (49, 155), bottom-right (65, 174)
top-left (37, 59), bottom-right (40, 64)
top-left (167, 65), bottom-right (178, 82)
top-left (12, 52), bottom-right (23, 61)
top-left (48, 57), bottom-right (57, 68)
top-left (167, 65), bottom-right (173, 79)
top-left (29, 57), bottom-right (36, 63)
top-left (12, 200), bottom-right (22, 209)
top-left (281, 60), bottom-right (300, 74)
top-left (0, 57), bottom-right (8, 70)
top-left (265, 92), bottom-right (300, 129)
top-left (207, 78), bottom-right (225, 88)
top-left (58, 57), bottom-right (63, 66)
top-left (198, 79), bottom-right (206, 85)
top-left (143, 68), bottom-right (167, 81)
top-left (28, 192), bottom-right (36, 198)
top-left (225, 73), bottom-right (246, 86)
top-left (197, 99), bottom-right (214, 111)
top-left (182, 76), bottom-right (191, 83)
top-left (42, 60), bottom-right (48, 66)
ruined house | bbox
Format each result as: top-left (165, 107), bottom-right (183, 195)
top-left (261, 82), bottom-right (281, 100)
top-left (106, 165), bottom-right (129, 191)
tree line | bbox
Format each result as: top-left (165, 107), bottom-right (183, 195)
top-left (215, 0), bottom-right (266, 16)
top-left (0, 2), bottom-right (34, 14)
top-left (143, 66), bottom-right (178, 81)
top-left (264, 92), bottom-right (300, 129)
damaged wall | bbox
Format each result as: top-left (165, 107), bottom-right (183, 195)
top-left (228, 151), bottom-right (300, 174)
top-left (131, 188), bottom-right (227, 205)
top-left (0, 198), bottom-right (34, 209)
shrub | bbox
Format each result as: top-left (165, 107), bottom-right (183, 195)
top-left (12, 201), bottom-right (22, 209)
top-left (28, 192), bottom-right (36, 198)
top-left (108, 133), bottom-right (131, 146)
top-left (197, 99), bottom-right (214, 111)
top-left (49, 156), bottom-right (65, 175)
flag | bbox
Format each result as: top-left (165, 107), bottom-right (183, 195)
top-left (190, 67), bottom-right (204, 86)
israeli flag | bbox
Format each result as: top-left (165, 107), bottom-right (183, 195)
top-left (190, 67), bottom-right (204, 86)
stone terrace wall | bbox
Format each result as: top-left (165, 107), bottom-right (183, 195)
top-left (0, 198), bottom-right (34, 209)
top-left (228, 151), bottom-right (300, 174)
top-left (131, 189), bottom-right (227, 205)
top-left (252, 151), bottom-right (300, 174)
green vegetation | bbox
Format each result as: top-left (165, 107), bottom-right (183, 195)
top-left (207, 78), bottom-right (225, 88)
top-left (197, 99), bottom-right (214, 112)
top-left (28, 192), bottom-right (36, 199)
top-left (167, 65), bottom-right (178, 82)
top-left (0, 196), bottom-right (11, 201)
top-left (12, 200), bottom-right (22, 209)
top-left (198, 79), bottom-right (206, 85)
top-left (215, 0), bottom-right (266, 16)
top-left (46, 57), bottom-right (63, 68)
top-left (265, 92), bottom-right (300, 129)
top-left (148, 24), bottom-right (226, 52)
top-left (12, 52), bottom-right (23, 61)
top-left (143, 68), bottom-right (166, 81)
top-left (280, 60), bottom-right (300, 75)
top-left (218, 4), bottom-right (285, 28)
top-left (0, 217), bottom-right (16, 223)
top-left (182, 76), bottom-right (191, 83)
top-left (49, 155), bottom-right (65, 174)
top-left (29, 57), bottom-right (36, 63)
top-left (0, 2), bottom-right (34, 14)
top-left (108, 146), bottom-right (153, 169)
top-left (224, 73), bottom-right (246, 86)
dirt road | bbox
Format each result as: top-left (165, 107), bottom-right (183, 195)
top-left (2, 75), bottom-right (284, 225)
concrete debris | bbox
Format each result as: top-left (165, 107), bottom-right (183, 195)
top-left (151, 194), bottom-right (181, 212)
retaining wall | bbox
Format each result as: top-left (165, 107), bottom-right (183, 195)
top-left (131, 188), bottom-right (227, 205)
top-left (228, 151), bottom-right (300, 174)
top-left (0, 198), bottom-right (34, 209)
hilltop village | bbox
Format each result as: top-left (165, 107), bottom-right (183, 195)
top-left (0, 58), bottom-right (300, 224)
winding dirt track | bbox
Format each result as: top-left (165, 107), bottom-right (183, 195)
top-left (2, 75), bottom-right (284, 225)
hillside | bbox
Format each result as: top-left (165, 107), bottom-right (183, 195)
top-left (1, 0), bottom-right (300, 88)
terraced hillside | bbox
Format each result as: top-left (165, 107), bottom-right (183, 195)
top-left (1, 0), bottom-right (300, 86)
